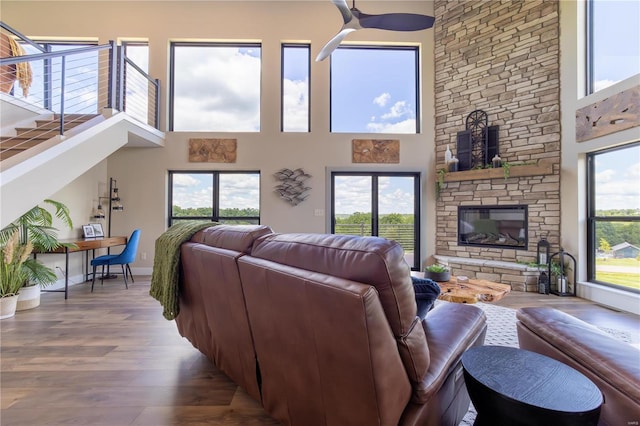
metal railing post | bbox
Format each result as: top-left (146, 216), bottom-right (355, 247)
top-left (117, 45), bottom-right (125, 111)
top-left (107, 40), bottom-right (117, 109)
top-left (154, 79), bottom-right (161, 129)
top-left (59, 56), bottom-right (66, 135)
top-left (44, 45), bottom-right (52, 110)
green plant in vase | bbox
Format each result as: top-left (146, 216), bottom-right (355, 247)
top-left (0, 230), bottom-right (32, 297)
top-left (424, 263), bottom-right (451, 282)
top-left (0, 200), bottom-right (75, 309)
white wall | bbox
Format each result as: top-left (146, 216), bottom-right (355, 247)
top-left (7, 1), bottom-right (638, 313)
top-left (2, 1), bottom-right (437, 275)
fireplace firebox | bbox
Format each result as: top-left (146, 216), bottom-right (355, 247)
top-left (458, 205), bottom-right (528, 249)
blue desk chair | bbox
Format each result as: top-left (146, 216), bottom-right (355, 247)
top-left (91, 229), bottom-right (141, 292)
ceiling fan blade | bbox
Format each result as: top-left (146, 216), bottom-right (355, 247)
top-left (316, 28), bottom-right (356, 62)
top-left (358, 12), bottom-right (435, 31)
top-left (331, 0), bottom-right (353, 24)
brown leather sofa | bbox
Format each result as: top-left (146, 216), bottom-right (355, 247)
top-left (516, 307), bottom-right (640, 426)
top-left (176, 225), bottom-right (487, 425)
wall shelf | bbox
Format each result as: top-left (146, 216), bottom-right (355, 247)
top-left (442, 159), bottom-right (554, 182)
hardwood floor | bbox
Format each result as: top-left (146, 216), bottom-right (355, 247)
top-left (1, 277), bottom-right (638, 425)
top-left (1, 277), bottom-right (279, 426)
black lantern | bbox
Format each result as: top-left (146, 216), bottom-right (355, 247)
top-left (538, 271), bottom-right (549, 294)
top-left (537, 237), bottom-right (550, 266)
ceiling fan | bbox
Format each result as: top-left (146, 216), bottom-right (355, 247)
top-left (316, 0), bottom-right (435, 62)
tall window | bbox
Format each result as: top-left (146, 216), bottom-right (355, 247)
top-left (331, 172), bottom-right (421, 269)
top-left (587, 143), bottom-right (640, 292)
top-left (330, 46), bottom-right (419, 134)
top-left (170, 42), bottom-right (262, 131)
top-left (122, 42), bottom-right (149, 125)
top-left (168, 171), bottom-right (260, 226)
top-left (282, 43), bottom-right (310, 132)
top-left (587, 0), bottom-right (640, 94)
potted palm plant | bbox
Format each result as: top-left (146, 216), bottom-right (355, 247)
top-left (0, 199), bottom-right (74, 310)
top-left (0, 230), bottom-right (32, 319)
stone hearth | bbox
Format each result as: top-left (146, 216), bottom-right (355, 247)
top-left (434, 255), bottom-right (542, 292)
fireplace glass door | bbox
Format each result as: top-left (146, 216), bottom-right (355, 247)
top-left (458, 205), bottom-right (528, 249)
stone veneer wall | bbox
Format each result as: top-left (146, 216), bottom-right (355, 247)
top-left (433, 0), bottom-right (561, 291)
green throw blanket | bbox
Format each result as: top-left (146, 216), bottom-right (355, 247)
top-left (150, 221), bottom-right (216, 320)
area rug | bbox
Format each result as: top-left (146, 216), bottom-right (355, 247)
top-left (457, 302), bottom-right (633, 426)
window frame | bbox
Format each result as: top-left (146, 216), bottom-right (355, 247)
top-left (586, 142), bottom-right (640, 293)
top-left (585, 0), bottom-right (640, 95)
top-left (330, 171), bottom-right (421, 270)
top-left (169, 41), bottom-right (262, 132)
top-left (329, 44), bottom-right (421, 134)
top-left (168, 170), bottom-right (261, 227)
top-left (281, 43), bottom-right (311, 133)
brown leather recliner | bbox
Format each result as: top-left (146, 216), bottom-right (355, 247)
top-left (176, 224), bottom-right (274, 402)
top-left (516, 307), bottom-right (640, 426)
top-left (177, 226), bottom-right (487, 425)
top-left (238, 232), bottom-right (487, 425)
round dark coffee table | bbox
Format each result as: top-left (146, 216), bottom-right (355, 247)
top-left (461, 346), bottom-right (602, 426)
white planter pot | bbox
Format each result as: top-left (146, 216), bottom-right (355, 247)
top-left (0, 295), bottom-right (19, 319)
top-left (17, 285), bottom-right (41, 311)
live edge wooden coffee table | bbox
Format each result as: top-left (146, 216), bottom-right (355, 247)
top-left (412, 272), bottom-right (511, 304)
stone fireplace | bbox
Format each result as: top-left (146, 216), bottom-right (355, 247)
top-left (433, 0), bottom-right (561, 292)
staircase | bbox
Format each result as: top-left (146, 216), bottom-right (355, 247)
top-left (0, 105), bottom-right (165, 229)
top-left (0, 114), bottom-right (98, 160)
top-left (0, 22), bottom-right (165, 228)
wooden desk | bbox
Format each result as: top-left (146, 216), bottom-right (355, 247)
top-left (35, 236), bottom-right (127, 299)
top-left (412, 272), bottom-right (511, 304)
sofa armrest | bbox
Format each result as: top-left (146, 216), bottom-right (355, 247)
top-left (413, 302), bottom-right (487, 403)
top-left (517, 307), bottom-right (640, 425)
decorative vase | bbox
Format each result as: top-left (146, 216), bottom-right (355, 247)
top-left (17, 285), bottom-right (41, 311)
top-left (0, 295), bottom-right (19, 319)
top-left (424, 271), bottom-right (451, 282)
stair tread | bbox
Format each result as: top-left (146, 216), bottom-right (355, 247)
top-left (1, 134), bottom-right (55, 142)
top-left (0, 139), bottom-right (45, 148)
top-left (19, 122), bottom-right (85, 132)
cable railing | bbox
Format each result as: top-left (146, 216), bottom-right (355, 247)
top-left (334, 223), bottom-right (416, 252)
top-left (0, 21), bottom-right (160, 160)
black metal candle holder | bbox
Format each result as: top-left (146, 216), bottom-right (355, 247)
top-left (548, 248), bottom-right (577, 297)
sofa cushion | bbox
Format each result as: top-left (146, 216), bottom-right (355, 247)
top-left (238, 257), bottom-right (413, 425)
top-left (249, 232), bottom-right (431, 384)
top-left (191, 224), bottom-right (273, 252)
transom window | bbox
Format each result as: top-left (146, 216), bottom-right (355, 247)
top-left (330, 45), bottom-right (420, 134)
top-left (170, 42), bottom-right (262, 131)
top-left (281, 43), bottom-right (310, 132)
top-left (168, 171), bottom-right (260, 227)
top-left (586, 142), bottom-right (640, 292)
top-left (586, 0), bottom-right (640, 94)
top-left (331, 171), bottom-right (421, 270)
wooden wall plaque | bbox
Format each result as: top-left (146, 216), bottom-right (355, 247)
top-left (189, 138), bottom-right (237, 163)
top-left (352, 139), bottom-right (400, 163)
top-left (576, 85), bottom-right (639, 142)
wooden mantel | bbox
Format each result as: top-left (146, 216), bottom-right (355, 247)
top-left (442, 159), bottom-right (554, 182)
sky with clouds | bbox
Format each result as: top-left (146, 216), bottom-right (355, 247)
top-left (173, 173), bottom-right (260, 211)
top-left (595, 144), bottom-right (640, 211)
top-left (592, 0), bottom-right (640, 92)
top-left (12, 11), bottom-right (638, 215)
